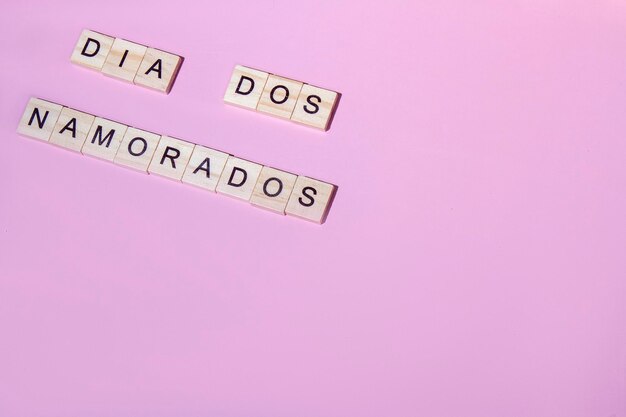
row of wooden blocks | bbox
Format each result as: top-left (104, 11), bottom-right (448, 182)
top-left (71, 29), bottom-right (183, 93)
top-left (17, 97), bottom-right (337, 224)
top-left (224, 65), bottom-right (340, 131)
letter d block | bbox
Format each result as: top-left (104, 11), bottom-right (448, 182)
top-left (17, 98), bottom-right (63, 142)
top-left (223, 65), bottom-right (269, 110)
top-left (216, 156), bottom-right (263, 201)
top-left (70, 29), bottom-right (114, 71)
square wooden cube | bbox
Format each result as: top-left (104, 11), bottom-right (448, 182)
top-left (223, 65), bottom-right (269, 110)
top-left (256, 75), bottom-right (304, 119)
top-left (285, 176), bottom-right (337, 224)
top-left (290, 84), bottom-right (339, 131)
top-left (133, 47), bottom-right (183, 94)
top-left (49, 107), bottom-right (96, 152)
top-left (70, 29), bottom-right (114, 71)
top-left (114, 127), bottom-right (161, 172)
top-left (101, 38), bottom-right (148, 82)
top-left (181, 145), bottom-right (230, 192)
top-left (148, 136), bottom-right (195, 181)
top-left (250, 166), bottom-right (297, 214)
top-left (82, 117), bottom-right (128, 161)
top-left (17, 98), bottom-right (64, 142)
top-left (216, 156), bottom-right (263, 201)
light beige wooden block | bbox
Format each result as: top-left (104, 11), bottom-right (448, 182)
top-left (17, 98), bottom-right (64, 142)
top-left (148, 136), bottom-right (195, 181)
top-left (250, 166), bottom-right (297, 214)
top-left (114, 127), bottom-right (161, 172)
top-left (101, 38), bottom-right (148, 82)
top-left (181, 146), bottom-right (229, 192)
top-left (285, 176), bottom-right (337, 224)
top-left (49, 107), bottom-right (96, 152)
top-left (290, 84), bottom-right (339, 131)
top-left (70, 29), bottom-right (114, 71)
top-left (256, 75), bottom-right (303, 119)
top-left (82, 117), bottom-right (128, 161)
top-left (216, 156), bottom-right (263, 201)
top-left (133, 47), bottom-right (183, 94)
top-left (223, 65), bottom-right (269, 110)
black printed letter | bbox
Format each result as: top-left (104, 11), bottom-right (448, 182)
top-left (128, 137), bottom-right (148, 156)
top-left (235, 76), bottom-right (255, 95)
top-left (145, 59), bottom-right (162, 78)
top-left (160, 146), bottom-right (180, 168)
top-left (91, 126), bottom-right (116, 147)
top-left (270, 85), bottom-right (289, 104)
top-left (192, 158), bottom-right (211, 177)
top-left (298, 186), bottom-right (317, 207)
top-left (304, 95), bottom-right (321, 114)
top-left (227, 167), bottom-right (247, 187)
top-left (81, 38), bottom-right (101, 57)
top-left (59, 118), bottom-right (78, 138)
top-left (263, 177), bottom-right (283, 197)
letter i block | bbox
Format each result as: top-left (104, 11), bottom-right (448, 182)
top-left (133, 47), bottom-right (183, 94)
top-left (216, 156), bottom-right (263, 201)
top-left (223, 65), bottom-right (269, 110)
top-left (148, 136), bottom-right (195, 181)
top-left (101, 38), bottom-right (148, 82)
top-left (70, 29), bottom-right (115, 71)
top-left (285, 176), bottom-right (337, 224)
top-left (82, 117), bottom-right (128, 161)
top-left (17, 98), bottom-right (63, 142)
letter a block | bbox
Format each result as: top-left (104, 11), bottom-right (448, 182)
top-left (223, 65), bottom-right (269, 110)
top-left (70, 29), bottom-right (115, 71)
top-left (49, 107), bottom-right (96, 152)
top-left (134, 47), bottom-right (183, 94)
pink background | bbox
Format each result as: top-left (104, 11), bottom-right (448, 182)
top-left (1, 1), bottom-right (625, 416)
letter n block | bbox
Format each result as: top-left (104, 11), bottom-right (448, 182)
top-left (70, 29), bottom-right (114, 71)
top-left (17, 98), bottom-right (64, 142)
top-left (223, 65), bottom-right (269, 110)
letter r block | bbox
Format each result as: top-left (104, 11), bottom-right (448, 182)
top-left (70, 29), bottom-right (114, 71)
top-left (148, 136), bottom-right (195, 181)
top-left (223, 65), bottom-right (269, 110)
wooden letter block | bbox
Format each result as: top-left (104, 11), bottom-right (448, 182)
top-left (114, 127), bottom-right (161, 172)
top-left (70, 29), bottom-right (114, 71)
top-left (82, 117), bottom-right (128, 161)
top-left (257, 75), bottom-right (304, 119)
top-left (285, 176), bottom-right (337, 224)
top-left (216, 156), bottom-right (263, 201)
top-left (148, 136), bottom-right (195, 181)
top-left (133, 47), bottom-right (183, 94)
top-left (181, 145), bottom-right (230, 192)
top-left (250, 166), bottom-right (297, 214)
top-left (290, 84), bottom-right (338, 131)
top-left (101, 38), bottom-right (148, 82)
top-left (49, 107), bottom-right (96, 152)
top-left (223, 65), bottom-right (269, 110)
top-left (17, 98), bottom-right (64, 142)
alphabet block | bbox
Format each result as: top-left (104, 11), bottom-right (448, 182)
top-left (290, 84), bottom-right (338, 131)
top-left (256, 75), bottom-right (304, 119)
top-left (70, 29), bottom-right (114, 71)
top-left (250, 167), bottom-right (297, 214)
top-left (82, 117), bottom-right (128, 161)
top-left (181, 145), bottom-right (230, 192)
top-left (148, 136), bottom-right (195, 181)
top-left (49, 107), bottom-right (96, 152)
top-left (101, 38), bottom-right (148, 83)
top-left (114, 127), bottom-right (161, 172)
top-left (17, 98), bottom-right (63, 142)
top-left (133, 47), bottom-right (183, 94)
top-left (216, 156), bottom-right (263, 201)
top-left (223, 65), bottom-right (269, 110)
top-left (285, 176), bottom-right (337, 224)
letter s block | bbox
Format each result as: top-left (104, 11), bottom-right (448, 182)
top-left (223, 65), bottom-right (269, 110)
top-left (70, 29), bottom-right (115, 71)
top-left (285, 176), bottom-right (337, 224)
top-left (290, 84), bottom-right (339, 131)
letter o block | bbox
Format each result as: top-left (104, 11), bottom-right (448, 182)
top-left (70, 29), bottom-right (114, 71)
top-left (223, 65), bottom-right (269, 110)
